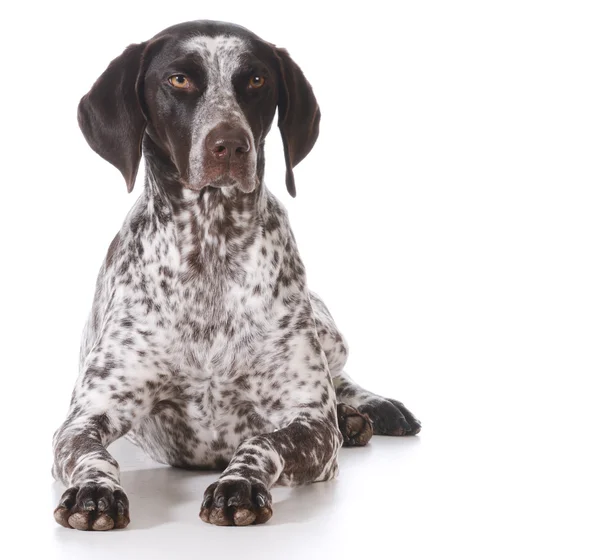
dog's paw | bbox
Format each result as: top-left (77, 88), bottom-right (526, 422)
top-left (337, 403), bottom-right (373, 446)
top-left (54, 484), bottom-right (130, 531)
top-left (200, 479), bottom-right (272, 526)
top-left (359, 398), bottom-right (421, 436)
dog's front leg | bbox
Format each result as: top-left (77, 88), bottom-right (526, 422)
top-left (200, 415), bottom-right (341, 526)
top-left (200, 331), bottom-right (342, 526)
top-left (52, 341), bottom-right (165, 531)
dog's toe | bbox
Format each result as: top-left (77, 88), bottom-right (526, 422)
top-left (359, 399), bottom-right (421, 436)
top-left (337, 403), bottom-right (373, 446)
top-left (54, 484), bottom-right (129, 531)
top-left (200, 479), bottom-right (272, 526)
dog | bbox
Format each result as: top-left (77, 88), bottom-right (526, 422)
top-left (52, 20), bottom-right (421, 530)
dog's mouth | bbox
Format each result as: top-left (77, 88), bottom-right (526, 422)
top-left (185, 170), bottom-right (258, 193)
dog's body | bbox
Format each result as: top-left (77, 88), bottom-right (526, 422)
top-left (52, 21), bottom-right (420, 530)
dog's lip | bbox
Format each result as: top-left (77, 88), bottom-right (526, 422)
top-left (180, 180), bottom-right (231, 191)
top-left (181, 182), bottom-right (205, 192)
top-left (184, 174), bottom-right (252, 191)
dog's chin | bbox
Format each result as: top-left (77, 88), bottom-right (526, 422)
top-left (184, 173), bottom-right (258, 194)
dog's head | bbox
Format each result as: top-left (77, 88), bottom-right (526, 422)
top-left (77, 21), bottom-right (320, 197)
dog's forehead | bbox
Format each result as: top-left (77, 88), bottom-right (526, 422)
top-left (182, 35), bottom-right (249, 73)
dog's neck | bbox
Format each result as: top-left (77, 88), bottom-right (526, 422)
top-left (140, 136), bottom-right (268, 275)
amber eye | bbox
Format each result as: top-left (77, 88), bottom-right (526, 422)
top-left (168, 75), bottom-right (191, 89)
top-left (248, 75), bottom-right (265, 89)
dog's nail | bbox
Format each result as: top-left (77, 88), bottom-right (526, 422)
top-left (256, 494), bottom-right (266, 508)
top-left (215, 495), bottom-right (225, 508)
top-left (83, 499), bottom-right (96, 511)
top-left (202, 495), bottom-right (213, 508)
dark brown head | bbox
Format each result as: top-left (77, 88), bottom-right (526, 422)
top-left (77, 20), bottom-right (320, 197)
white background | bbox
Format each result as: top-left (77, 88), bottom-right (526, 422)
top-left (1, 1), bottom-right (598, 558)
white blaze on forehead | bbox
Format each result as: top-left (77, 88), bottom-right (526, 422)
top-left (183, 35), bottom-right (248, 74)
top-left (184, 34), bottom-right (257, 190)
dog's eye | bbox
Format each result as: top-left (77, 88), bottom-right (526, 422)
top-left (168, 75), bottom-right (191, 89)
top-left (248, 76), bottom-right (265, 89)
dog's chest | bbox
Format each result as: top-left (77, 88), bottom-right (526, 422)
top-left (175, 261), bottom-right (274, 376)
top-left (114, 189), bottom-right (301, 466)
top-left (164, 192), bottom-right (282, 377)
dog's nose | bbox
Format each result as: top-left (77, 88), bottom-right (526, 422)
top-left (205, 124), bottom-right (251, 162)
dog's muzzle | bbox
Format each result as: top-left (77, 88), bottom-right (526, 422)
top-left (191, 122), bottom-right (257, 192)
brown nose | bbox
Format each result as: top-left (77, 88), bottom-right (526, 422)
top-left (205, 123), bottom-right (251, 162)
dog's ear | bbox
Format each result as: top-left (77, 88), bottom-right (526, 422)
top-left (78, 42), bottom-right (149, 193)
top-left (274, 48), bottom-right (321, 198)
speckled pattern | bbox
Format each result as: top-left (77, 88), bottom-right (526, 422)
top-left (52, 20), bottom-right (421, 530)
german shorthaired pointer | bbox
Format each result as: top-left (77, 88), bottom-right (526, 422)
top-left (52, 20), bottom-right (421, 530)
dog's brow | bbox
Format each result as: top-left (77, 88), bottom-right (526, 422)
top-left (183, 35), bottom-right (248, 63)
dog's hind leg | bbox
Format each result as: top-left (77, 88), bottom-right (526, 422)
top-left (310, 291), bottom-right (421, 437)
top-left (334, 371), bottom-right (421, 436)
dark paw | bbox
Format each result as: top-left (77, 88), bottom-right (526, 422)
top-left (200, 479), bottom-right (272, 526)
top-left (359, 398), bottom-right (421, 436)
top-left (337, 403), bottom-right (373, 446)
top-left (54, 484), bottom-right (130, 531)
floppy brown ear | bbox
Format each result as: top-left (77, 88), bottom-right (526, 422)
top-left (274, 48), bottom-right (321, 197)
top-left (77, 42), bottom-right (148, 192)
